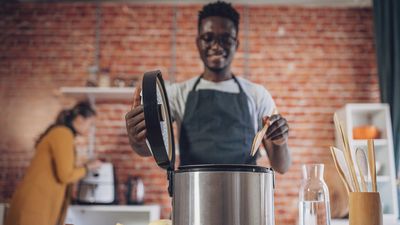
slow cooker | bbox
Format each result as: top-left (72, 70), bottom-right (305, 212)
top-left (142, 70), bottom-right (275, 225)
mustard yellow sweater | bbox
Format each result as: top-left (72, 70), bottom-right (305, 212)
top-left (5, 126), bottom-right (86, 225)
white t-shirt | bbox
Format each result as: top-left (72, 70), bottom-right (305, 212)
top-left (166, 76), bottom-right (276, 135)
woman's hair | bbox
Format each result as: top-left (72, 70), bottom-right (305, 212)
top-left (35, 101), bottom-right (96, 146)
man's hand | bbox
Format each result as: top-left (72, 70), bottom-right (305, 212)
top-left (125, 86), bottom-right (151, 156)
top-left (262, 114), bottom-right (291, 174)
top-left (264, 114), bottom-right (289, 145)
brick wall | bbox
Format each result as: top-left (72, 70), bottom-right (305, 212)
top-left (0, 3), bottom-right (378, 224)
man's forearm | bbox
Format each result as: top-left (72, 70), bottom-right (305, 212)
top-left (264, 140), bottom-right (291, 174)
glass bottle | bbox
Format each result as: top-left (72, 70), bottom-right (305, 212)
top-left (299, 164), bottom-right (331, 225)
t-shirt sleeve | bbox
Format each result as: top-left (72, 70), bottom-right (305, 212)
top-left (166, 83), bottom-right (179, 121)
top-left (256, 86), bottom-right (276, 120)
top-left (165, 79), bottom-right (195, 123)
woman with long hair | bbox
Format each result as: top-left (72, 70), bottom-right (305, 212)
top-left (5, 101), bottom-right (102, 225)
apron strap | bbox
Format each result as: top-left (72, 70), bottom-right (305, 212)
top-left (192, 74), bottom-right (245, 93)
top-left (191, 76), bottom-right (202, 91)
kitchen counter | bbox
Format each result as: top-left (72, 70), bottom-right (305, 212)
top-left (65, 205), bottom-right (160, 225)
top-left (332, 217), bottom-right (400, 225)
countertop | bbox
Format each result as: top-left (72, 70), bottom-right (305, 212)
top-left (65, 205), bottom-right (160, 225)
top-left (332, 217), bottom-right (400, 225)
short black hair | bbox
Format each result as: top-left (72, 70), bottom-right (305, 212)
top-left (198, 1), bottom-right (240, 34)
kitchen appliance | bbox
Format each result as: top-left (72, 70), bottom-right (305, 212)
top-left (76, 162), bottom-right (117, 204)
top-left (126, 176), bottom-right (145, 205)
top-left (142, 70), bottom-right (275, 225)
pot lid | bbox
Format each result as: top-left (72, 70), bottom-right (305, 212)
top-left (176, 164), bottom-right (274, 173)
top-left (142, 70), bottom-right (175, 171)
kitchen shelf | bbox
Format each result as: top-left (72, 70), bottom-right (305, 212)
top-left (335, 103), bottom-right (398, 217)
top-left (66, 205), bottom-right (160, 225)
top-left (60, 87), bottom-right (135, 101)
top-left (376, 175), bottom-right (391, 182)
top-left (351, 139), bottom-right (388, 147)
top-left (362, 175), bottom-right (391, 183)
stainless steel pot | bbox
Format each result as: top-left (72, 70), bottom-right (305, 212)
top-left (172, 165), bottom-right (274, 225)
top-left (141, 71), bottom-right (275, 225)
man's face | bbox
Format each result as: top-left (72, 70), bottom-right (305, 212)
top-left (197, 16), bottom-right (238, 73)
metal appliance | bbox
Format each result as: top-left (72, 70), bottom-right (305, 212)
top-left (142, 70), bottom-right (275, 225)
top-left (126, 176), bottom-right (145, 205)
top-left (76, 162), bottom-right (117, 204)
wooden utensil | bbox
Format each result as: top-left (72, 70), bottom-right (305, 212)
top-left (250, 118), bottom-right (270, 156)
top-left (250, 109), bottom-right (278, 156)
top-left (330, 146), bottom-right (352, 194)
top-left (355, 147), bottom-right (369, 192)
top-left (368, 139), bottom-right (377, 192)
top-left (131, 86), bottom-right (141, 110)
top-left (333, 113), bottom-right (360, 192)
top-left (331, 146), bottom-right (354, 193)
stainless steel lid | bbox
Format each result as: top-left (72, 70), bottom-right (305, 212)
top-left (176, 164), bottom-right (274, 173)
top-left (142, 70), bottom-right (175, 171)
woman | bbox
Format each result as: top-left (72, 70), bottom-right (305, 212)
top-left (5, 101), bottom-right (102, 225)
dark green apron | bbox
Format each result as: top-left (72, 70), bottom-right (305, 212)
top-left (179, 75), bottom-right (256, 166)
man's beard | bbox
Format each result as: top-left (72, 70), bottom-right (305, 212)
top-left (205, 63), bottom-right (229, 74)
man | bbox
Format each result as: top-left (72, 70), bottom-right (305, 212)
top-left (125, 1), bottom-right (291, 174)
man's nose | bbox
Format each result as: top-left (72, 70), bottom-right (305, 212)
top-left (210, 38), bottom-right (224, 49)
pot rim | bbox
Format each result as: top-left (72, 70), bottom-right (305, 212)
top-left (175, 164), bottom-right (274, 173)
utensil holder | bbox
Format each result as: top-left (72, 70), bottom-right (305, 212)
top-left (349, 192), bottom-right (383, 225)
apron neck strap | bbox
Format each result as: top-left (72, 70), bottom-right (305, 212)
top-left (192, 74), bottom-right (244, 93)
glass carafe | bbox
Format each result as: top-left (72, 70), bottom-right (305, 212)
top-left (299, 164), bottom-right (331, 225)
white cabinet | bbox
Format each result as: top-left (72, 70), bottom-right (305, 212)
top-left (65, 205), bottom-right (160, 225)
top-left (335, 103), bottom-right (398, 219)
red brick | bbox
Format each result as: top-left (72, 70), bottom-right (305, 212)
top-left (0, 4), bottom-right (378, 225)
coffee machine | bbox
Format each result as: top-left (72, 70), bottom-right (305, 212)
top-left (76, 162), bottom-right (117, 204)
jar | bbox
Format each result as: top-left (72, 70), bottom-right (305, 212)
top-left (299, 164), bottom-right (331, 225)
top-left (98, 68), bottom-right (111, 87)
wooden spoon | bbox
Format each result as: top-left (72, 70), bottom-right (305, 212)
top-left (330, 146), bottom-right (352, 194)
top-left (331, 146), bottom-right (354, 193)
top-left (250, 108), bottom-right (278, 156)
top-left (334, 113), bottom-right (360, 192)
top-left (250, 118), bottom-right (270, 156)
top-left (355, 147), bottom-right (369, 192)
top-left (368, 139), bottom-right (377, 192)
